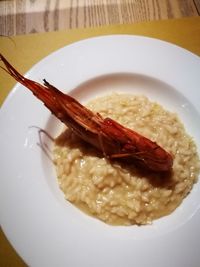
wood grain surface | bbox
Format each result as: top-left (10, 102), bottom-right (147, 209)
top-left (0, 0), bottom-right (200, 36)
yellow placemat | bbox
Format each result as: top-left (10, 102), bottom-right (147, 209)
top-left (0, 17), bottom-right (200, 267)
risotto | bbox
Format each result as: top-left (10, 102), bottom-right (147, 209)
top-left (53, 93), bottom-right (200, 225)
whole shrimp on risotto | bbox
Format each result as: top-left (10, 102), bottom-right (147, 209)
top-left (1, 54), bottom-right (200, 225)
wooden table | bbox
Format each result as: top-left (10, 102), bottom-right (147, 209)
top-left (0, 0), bottom-right (200, 36)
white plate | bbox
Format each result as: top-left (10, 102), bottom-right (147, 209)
top-left (1, 35), bottom-right (200, 267)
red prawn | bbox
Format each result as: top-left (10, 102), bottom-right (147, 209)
top-left (0, 54), bottom-right (173, 172)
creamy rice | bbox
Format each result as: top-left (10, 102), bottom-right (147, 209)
top-left (53, 93), bottom-right (200, 225)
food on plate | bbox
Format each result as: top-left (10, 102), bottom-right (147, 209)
top-left (53, 93), bottom-right (200, 225)
top-left (1, 54), bottom-right (199, 225)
